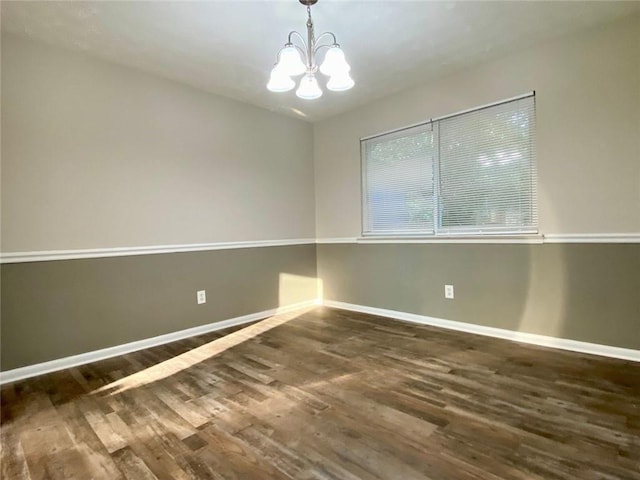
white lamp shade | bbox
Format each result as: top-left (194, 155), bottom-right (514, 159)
top-left (276, 45), bottom-right (306, 76)
top-left (326, 71), bottom-right (354, 92)
top-left (319, 46), bottom-right (351, 76)
top-left (267, 68), bottom-right (295, 92)
top-left (296, 74), bottom-right (323, 100)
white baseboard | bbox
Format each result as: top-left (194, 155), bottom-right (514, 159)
top-left (0, 300), bottom-right (319, 385)
top-left (322, 300), bottom-right (640, 362)
top-left (3, 298), bottom-right (636, 385)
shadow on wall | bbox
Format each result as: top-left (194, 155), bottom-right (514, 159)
top-left (555, 243), bottom-right (640, 349)
top-left (517, 170), bottom-right (567, 340)
top-left (408, 243), bottom-right (558, 336)
top-left (518, 242), bottom-right (639, 349)
top-left (518, 243), bottom-right (567, 339)
top-left (317, 241), bottom-right (640, 350)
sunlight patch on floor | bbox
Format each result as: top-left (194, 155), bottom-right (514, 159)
top-left (92, 306), bottom-right (314, 397)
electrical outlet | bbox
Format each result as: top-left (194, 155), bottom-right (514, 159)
top-left (197, 290), bottom-right (206, 304)
top-left (445, 285), bottom-right (454, 299)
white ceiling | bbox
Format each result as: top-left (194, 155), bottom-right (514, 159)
top-left (2, 1), bottom-right (639, 122)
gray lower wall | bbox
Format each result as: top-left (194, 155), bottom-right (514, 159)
top-left (1, 244), bottom-right (317, 370)
top-left (3, 242), bottom-right (638, 372)
top-left (317, 243), bottom-right (640, 350)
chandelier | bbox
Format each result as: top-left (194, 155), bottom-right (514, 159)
top-left (267, 0), bottom-right (353, 100)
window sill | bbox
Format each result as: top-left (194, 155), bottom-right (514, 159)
top-left (357, 235), bottom-right (544, 244)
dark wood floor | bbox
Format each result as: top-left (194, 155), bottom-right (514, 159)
top-left (2, 306), bottom-right (639, 480)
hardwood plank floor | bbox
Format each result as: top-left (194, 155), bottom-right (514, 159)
top-left (2, 306), bottom-right (639, 479)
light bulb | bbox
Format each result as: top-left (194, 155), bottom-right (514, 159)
top-left (326, 71), bottom-right (354, 92)
top-left (319, 45), bottom-right (351, 76)
top-left (267, 67), bottom-right (295, 92)
top-left (275, 45), bottom-right (306, 76)
top-left (296, 74), bottom-right (322, 100)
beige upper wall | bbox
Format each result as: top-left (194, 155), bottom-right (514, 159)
top-left (1, 34), bottom-right (315, 252)
top-left (314, 15), bottom-right (640, 238)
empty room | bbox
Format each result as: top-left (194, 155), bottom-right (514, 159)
top-left (1, 1), bottom-right (639, 479)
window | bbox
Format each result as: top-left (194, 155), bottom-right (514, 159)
top-left (362, 94), bottom-right (537, 236)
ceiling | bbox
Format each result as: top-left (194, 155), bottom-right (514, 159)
top-left (2, 1), bottom-right (639, 122)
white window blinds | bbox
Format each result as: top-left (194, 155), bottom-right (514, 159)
top-left (362, 125), bottom-right (435, 235)
top-left (362, 94), bottom-right (537, 236)
top-left (437, 97), bottom-right (537, 234)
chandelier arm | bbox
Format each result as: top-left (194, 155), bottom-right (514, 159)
top-left (287, 30), bottom-right (307, 49)
top-left (285, 31), bottom-right (310, 66)
top-left (315, 32), bottom-right (337, 46)
top-left (313, 43), bottom-right (334, 56)
top-left (293, 45), bottom-right (309, 65)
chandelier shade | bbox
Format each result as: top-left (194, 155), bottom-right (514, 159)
top-left (319, 46), bottom-right (350, 76)
top-left (326, 71), bottom-right (355, 92)
top-left (267, 68), bottom-right (295, 92)
top-left (275, 45), bottom-right (306, 77)
top-left (267, 0), bottom-right (353, 100)
top-left (296, 74), bottom-right (323, 100)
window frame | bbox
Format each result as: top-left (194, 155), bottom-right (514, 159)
top-left (360, 92), bottom-right (537, 239)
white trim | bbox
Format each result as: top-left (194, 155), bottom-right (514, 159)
top-left (543, 234), bottom-right (640, 244)
top-left (316, 237), bottom-right (359, 244)
top-left (319, 234), bottom-right (640, 245)
top-left (2, 234), bottom-right (637, 264)
top-left (322, 300), bottom-right (640, 363)
top-left (0, 238), bottom-right (316, 264)
top-left (0, 300), bottom-right (319, 385)
top-left (357, 236), bottom-right (544, 244)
